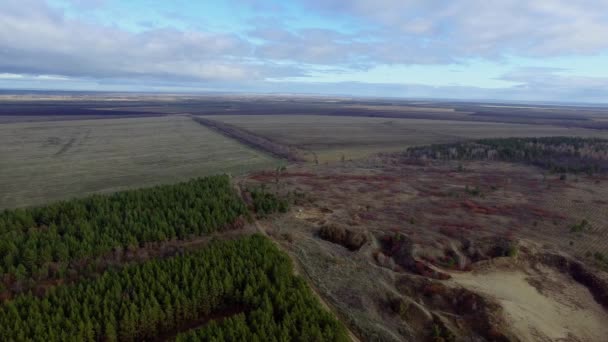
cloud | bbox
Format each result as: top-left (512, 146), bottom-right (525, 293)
top-left (248, 26), bottom-right (452, 67)
top-left (282, 0), bottom-right (608, 58)
top-left (497, 67), bottom-right (608, 100)
top-left (237, 0), bottom-right (608, 70)
top-left (257, 72), bottom-right (608, 103)
top-left (1, 0), bottom-right (607, 103)
top-left (250, 27), bottom-right (367, 65)
top-left (0, 0), bottom-right (284, 82)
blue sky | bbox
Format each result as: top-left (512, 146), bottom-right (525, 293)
top-left (1, 0), bottom-right (608, 102)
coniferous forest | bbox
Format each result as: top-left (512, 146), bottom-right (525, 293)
top-left (404, 137), bottom-right (608, 174)
top-left (0, 175), bottom-right (347, 341)
top-left (0, 235), bottom-right (348, 341)
top-left (248, 186), bottom-right (290, 218)
top-left (0, 176), bottom-right (246, 289)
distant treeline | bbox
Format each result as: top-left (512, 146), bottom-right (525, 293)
top-left (404, 137), bottom-right (608, 174)
top-left (191, 116), bottom-right (307, 162)
top-left (0, 175), bottom-right (247, 288)
top-left (0, 235), bottom-right (348, 341)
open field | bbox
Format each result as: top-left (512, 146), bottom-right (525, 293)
top-left (205, 115), bottom-right (608, 162)
top-left (3, 92), bottom-right (608, 128)
top-left (0, 115), bottom-right (280, 209)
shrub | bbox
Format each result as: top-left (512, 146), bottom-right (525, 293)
top-left (248, 187), bottom-right (289, 218)
top-left (318, 224), bottom-right (367, 251)
top-left (570, 219), bottom-right (590, 233)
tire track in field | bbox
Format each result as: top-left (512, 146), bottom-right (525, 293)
top-left (54, 129), bottom-right (91, 156)
top-left (54, 137), bottom-right (77, 156)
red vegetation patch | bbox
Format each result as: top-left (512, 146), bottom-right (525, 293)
top-left (358, 212), bottom-right (378, 221)
top-left (461, 200), bottom-right (500, 215)
top-left (422, 282), bottom-right (447, 297)
top-left (420, 190), bottom-right (446, 197)
top-left (438, 226), bottom-right (468, 239)
top-left (519, 205), bottom-right (566, 220)
top-left (250, 171), bottom-right (399, 185)
top-left (323, 174), bottom-right (398, 182)
top-left (249, 171), bottom-right (316, 181)
top-left (436, 221), bottom-right (480, 231)
top-left (442, 201), bottom-right (461, 210)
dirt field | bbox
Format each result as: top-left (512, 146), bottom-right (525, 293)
top-left (206, 115), bottom-right (608, 162)
top-left (0, 115), bottom-right (280, 209)
top-left (242, 157), bottom-right (608, 341)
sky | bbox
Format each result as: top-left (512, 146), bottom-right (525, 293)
top-left (1, 0), bottom-right (608, 103)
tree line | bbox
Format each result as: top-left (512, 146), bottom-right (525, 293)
top-left (0, 235), bottom-right (347, 342)
top-left (404, 137), bottom-right (608, 174)
top-left (0, 175), bottom-right (247, 288)
top-left (192, 117), bottom-right (306, 162)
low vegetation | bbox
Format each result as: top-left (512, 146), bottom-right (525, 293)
top-left (489, 238), bottom-right (518, 258)
top-left (570, 219), bottom-right (591, 233)
top-left (404, 137), bottom-right (608, 174)
top-left (0, 235), bottom-right (348, 341)
top-left (431, 321), bottom-right (456, 342)
top-left (587, 251), bottom-right (608, 271)
top-left (464, 185), bottom-right (483, 197)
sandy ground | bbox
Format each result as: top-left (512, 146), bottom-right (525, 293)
top-left (450, 266), bottom-right (608, 342)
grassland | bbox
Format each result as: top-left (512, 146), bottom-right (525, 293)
top-left (203, 115), bottom-right (608, 162)
top-left (0, 115), bottom-right (280, 209)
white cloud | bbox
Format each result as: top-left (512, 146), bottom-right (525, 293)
top-left (0, 0), bottom-right (279, 82)
top-left (297, 0), bottom-right (608, 57)
top-left (1, 0), bottom-right (608, 103)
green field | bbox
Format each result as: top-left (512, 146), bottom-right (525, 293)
top-left (206, 115), bottom-right (608, 162)
top-left (0, 116), bottom-right (280, 209)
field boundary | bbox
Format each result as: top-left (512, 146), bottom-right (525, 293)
top-left (191, 116), bottom-right (307, 162)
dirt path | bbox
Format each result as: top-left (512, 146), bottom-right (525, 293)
top-left (153, 306), bottom-right (248, 342)
top-left (2, 226), bottom-right (253, 300)
top-left (252, 219), bottom-right (361, 342)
